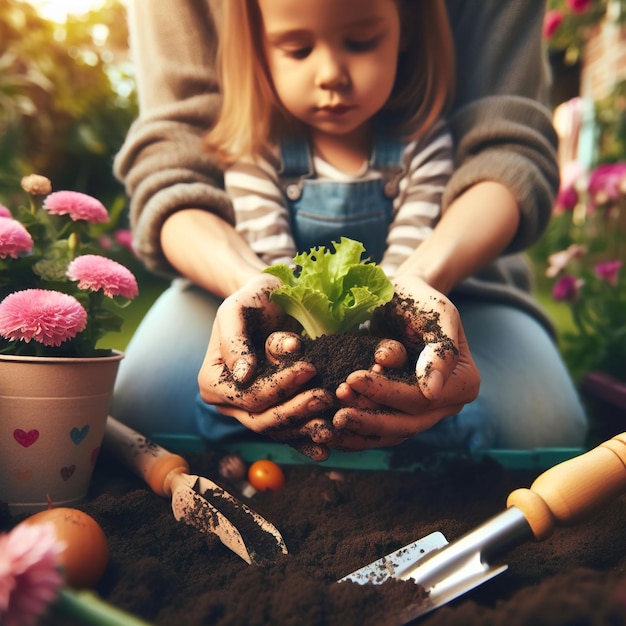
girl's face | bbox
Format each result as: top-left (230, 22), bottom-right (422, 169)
top-left (258, 0), bottom-right (401, 142)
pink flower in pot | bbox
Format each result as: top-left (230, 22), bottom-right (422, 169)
top-left (0, 289), bottom-right (87, 347)
top-left (67, 255), bottom-right (139, 300)
top-left (0, 218), bottom-right (34, 259)
top-left (43, 191), bottom-right (109, 223)
top-left (0, 175), bottom-right (138, 357)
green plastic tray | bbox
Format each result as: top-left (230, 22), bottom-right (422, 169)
top-left (150, 433), bottom-right (585, 472)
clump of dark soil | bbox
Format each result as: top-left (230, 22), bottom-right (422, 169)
top-left (3, 443), bottom-right (625, 626)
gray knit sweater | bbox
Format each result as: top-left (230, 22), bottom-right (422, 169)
top-left (114, 0), bottom-right (558, 329)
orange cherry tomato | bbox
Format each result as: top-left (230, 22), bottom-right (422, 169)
top-left (248, 460), bottom-right (285, 491)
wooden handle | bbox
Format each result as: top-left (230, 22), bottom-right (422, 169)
top-left (103, 417), bottom-right (190, 497)
top-left (507, 432), bottom-right (626, 540)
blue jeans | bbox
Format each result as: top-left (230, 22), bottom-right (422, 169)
top-left (110, 279), bottom-right (588, 452)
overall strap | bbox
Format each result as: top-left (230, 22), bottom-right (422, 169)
top-left (370, 116), bottom-right (407, 199)
top-left (278, 135), bottom-right (313, 202)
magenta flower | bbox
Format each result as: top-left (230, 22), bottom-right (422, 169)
top-left (544, 10), bottom-right (564, 39)
top-left (595, 260), bottom-right (622, 285)
top-left (0, 523), bottom-right (65, 626)
top-left (566, 0), bottom-right (592, 13)
top-left (0, 218), bottom-right (34, 259)
top-left (587, 163), bottom-right (626, 205)
top-left (67, 254), bottom-right (138, 299)
top-left (554, 186), bottom-right (579, 213)
top-left (0, 204), bottom-right (11, 218)
top-left (43, 191), bottom-right (109, 223)
top-left (0, 289), bottom-right (88, 346)
top-left (552, 275), bottom-right (583, 301)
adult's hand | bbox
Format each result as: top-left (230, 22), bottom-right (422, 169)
top-left (333, 275), bottom-right (480, 450)
top-left (197, 274), bottom-right (336, 459)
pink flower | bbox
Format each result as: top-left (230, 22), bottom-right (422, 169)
top-left (43, 191), bottom-right (109, 224)
top-left (0, 217), bottom-right (34, 259)
top-left (0, 523), bottom-right (65, 626)
top-left (544, 10), bottom-right (564, 38)
top-left (595, 260), bottom-right (622, 285)
top-left (0, 289), bottom-right (88, 346)
top-left (566, 0), bottom-right (592, 13)
top-left (546, 244), bottom-right (587, 278)
top-left (67, 254), bottom-right (138, 299)
top-left (0, 204), bottom-right (12, 218)
top-left (554, 186), bottom-right (579, 213)
top-left (114, 229), bottom-right (134, 250)
top-left (552, 275), bottom-right (584, 301)
top-left (587, 163), bottom-right (626, 205)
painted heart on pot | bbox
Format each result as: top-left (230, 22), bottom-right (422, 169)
top-left (13, 429), bottom-right (39, 448)
top-left (61, 465), bottom-right (76, 481)
top-left (91, 446), bottom-right (101, 466)
top-left (70, 425), bottom-right (90, 445)
top-left (14, 469), bottom-right (33, 482)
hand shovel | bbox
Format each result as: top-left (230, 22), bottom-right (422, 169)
top-left (103, 417), bottom-right (288, 565)
top-left (340, 432), bottom-right (626, 624)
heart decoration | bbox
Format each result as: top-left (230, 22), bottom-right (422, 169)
top-left (91, 446), bottom-right (101, 466)
top-left (70, 425), bottom-right (90, 445)
top-left (13, 429), bottom-right (39, 448)
top-left (14, 469), bottom-right (33, 482)
top-left (61, 465), bottom-right (76, 481)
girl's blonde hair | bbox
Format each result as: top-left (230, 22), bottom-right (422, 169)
top-left (205, 0), bottom-right (455, 166)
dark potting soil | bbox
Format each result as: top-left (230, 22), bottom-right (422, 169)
top-left (3, 445), bottom-right (626, 626)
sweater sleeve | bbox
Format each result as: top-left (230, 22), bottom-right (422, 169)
top-left (113, 0), bottom-right (233, 276)
top-left (443, 0), bottom-right (560, 254)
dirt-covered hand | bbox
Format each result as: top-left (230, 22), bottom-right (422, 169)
top-left (198, 275), bottom-right (335, 453)
top-left (333, 276), bottom-right (480, 450)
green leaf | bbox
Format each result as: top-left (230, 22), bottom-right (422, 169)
top-left (264, 238), bottom-right (394, 339)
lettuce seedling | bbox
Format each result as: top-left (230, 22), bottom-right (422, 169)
top-left (263, 238), bottom-right (394, 339)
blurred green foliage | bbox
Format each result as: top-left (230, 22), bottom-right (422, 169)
top-left (0, 0), bottom-right (137, 209)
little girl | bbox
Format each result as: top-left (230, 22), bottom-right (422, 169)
top-left (205, 0), bottom-right (456, 277)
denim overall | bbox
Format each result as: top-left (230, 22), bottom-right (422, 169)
top-left (278, 128), bottom-right (406, 262)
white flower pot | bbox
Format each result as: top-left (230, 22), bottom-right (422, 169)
top-left (0, 350), bottom-right (123, 515)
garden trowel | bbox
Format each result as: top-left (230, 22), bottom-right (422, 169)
top-left (340, 432), bottom-right (626, 624)
top-left (103, 417), bottom-right (288, 565)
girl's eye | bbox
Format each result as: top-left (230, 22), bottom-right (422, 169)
top-left (346, 37), bottom-right (379, 52)
top-left (284, 46), bottom-right (312, 59)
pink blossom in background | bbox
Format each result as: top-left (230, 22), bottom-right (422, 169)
top-left (566, 0), bottom-right (592, 13)
top-left (0, 523), bottom-right (64, 626)
top-left (587, 163), bottom-right (626, 205)
top-left (114, 228), bottom-right (133, 250)
top-left (544, 10), bottom-right (564, 38)
top-left (0, 289), bottom-right (88, 346)
top-left (554, 186), bottom-right (579, 213)
top-left (114, 229), bottom-right (140, 258)
top-left (546, 244), bottom-right (587, 278)
top-left (595, 260), bottom-right (623, 285)
top-left (0, 205), bottom-right (11, 218)
top-left (67, 254), bottom-right (138, 299)
top-left (552, 275), bottom-right (584, 301)
top-left (0, 218), bottom-right (34, 259)
top-left (43, 191), bottom-right (109, 223)
top-left (99, 234), bottom-right (113, 250)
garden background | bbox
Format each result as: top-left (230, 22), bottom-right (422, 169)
top-left (1, 0), bottom-right (624, 387)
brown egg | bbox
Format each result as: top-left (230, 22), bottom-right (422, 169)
top-left (20, 507), bottom-right (108, 589)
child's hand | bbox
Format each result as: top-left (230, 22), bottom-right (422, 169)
top-left (332, 276), bottom-right (480, 449)
top-left (197, 275), bottom-right (336, 459)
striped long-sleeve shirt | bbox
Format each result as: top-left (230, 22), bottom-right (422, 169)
top-left (226, 119), bottom-right (454, 277)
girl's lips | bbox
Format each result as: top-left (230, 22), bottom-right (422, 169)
top-left (318, 104), bottom-right (355, 115)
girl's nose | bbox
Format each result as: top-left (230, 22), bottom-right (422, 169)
top-left (315, 51), bottom-right (349, 90)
